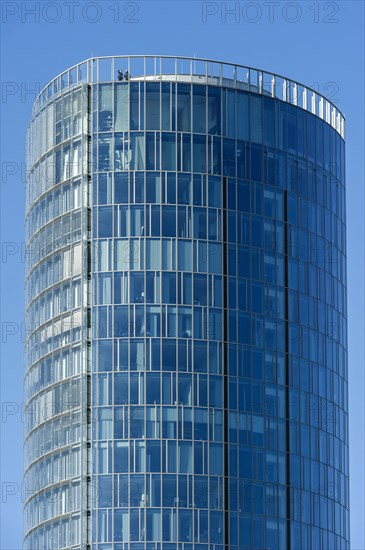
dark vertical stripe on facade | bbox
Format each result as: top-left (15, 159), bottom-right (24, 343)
top-left (283, 189), bottom-right (291, 549)
top-left (85, 84), bottom-right (92, 550)
top-left (222, 176), bottom-right (229, 549)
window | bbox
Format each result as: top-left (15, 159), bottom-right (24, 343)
top-left (131, 133), bottom-right (145, 171)
top-left (146, 82), bottom-right (160, 130)
top-left (114, 84), bottom-right (129, 131)
top-left (237, 92), bottom-right (249, 140)
top-left (193, 84), bottom-right (206, 133)
top-left (208, 87), bottom-right (221, 135)
top-left (177, 84), bottom-right (191, 132)
top-left (193, 135), bottom-right (206, 173)
top-left (263, 97), bottom-right (275, 147)
top-left (162, 133), bottom-right (176, 171)
top-left (250, 95), bottom-right (262, 143)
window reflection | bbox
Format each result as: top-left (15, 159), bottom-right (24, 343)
top-left (26, 66), bottom-right (349, 549)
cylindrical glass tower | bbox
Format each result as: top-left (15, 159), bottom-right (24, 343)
top-left (25, 56), bottom-right (349, 550)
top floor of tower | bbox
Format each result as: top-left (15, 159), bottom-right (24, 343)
top-left (30, 55), bottom-right (345, 139)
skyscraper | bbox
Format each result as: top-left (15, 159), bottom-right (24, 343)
top-left (24, 56), bottom-right (349, 549)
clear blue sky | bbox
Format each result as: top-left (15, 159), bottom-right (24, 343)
top-left (1, 1), bottom-right (364, 548)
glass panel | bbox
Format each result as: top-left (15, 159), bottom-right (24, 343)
top-left (177, 84), bottom-right (191, 132)
top-left (237, 92), bottom-right (249, 140)
top-left (114, 84), bottom-right (129, 131)
top-left (99, 84), bottom-right (113, 131)
top-left (131, 133), bottom-right (145, 170)
top-left (193, 135), bottom-right (206, 173)
top-left (193, 84), bottom-right (206, 134)
top-left (263, 97), bottom-right (275, 147)
top-left (162, 133), bottom-right (176, 171)
top-left (250, 95), bottom-right (262, 143)
top-left (146, 82), bottom-right (160, 130)
top-left (208, 87), bottom-right (221, 135)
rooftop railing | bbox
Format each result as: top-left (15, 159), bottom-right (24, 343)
top-left (32, 55), bottom-right (345, 138)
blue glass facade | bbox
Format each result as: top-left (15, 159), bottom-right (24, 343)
top-left (25, 57), bottom-right (349, 550)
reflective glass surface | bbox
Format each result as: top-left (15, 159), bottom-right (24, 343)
top-left (90, 80), bottom-right (348, 550)
top-left (25, 64), bottom-right (349, 550)
top-left (24, 85), bottom-right (89, 549)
